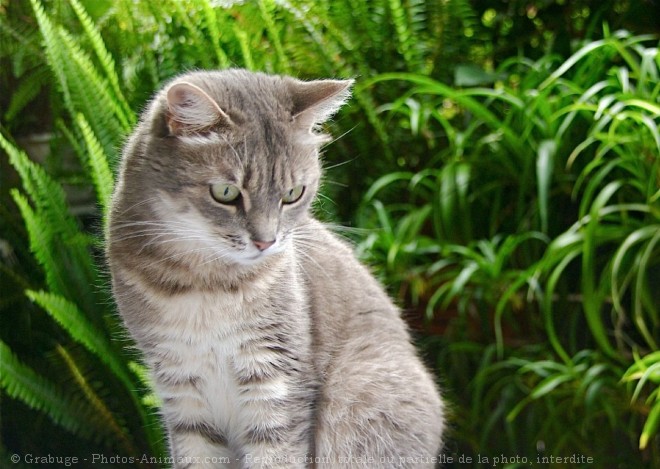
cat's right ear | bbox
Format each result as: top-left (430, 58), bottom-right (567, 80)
top-left (165, 82), bottom-right (233, 136)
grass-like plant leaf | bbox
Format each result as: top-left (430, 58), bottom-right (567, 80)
top-left (623, 351), bottom-right (660, 449)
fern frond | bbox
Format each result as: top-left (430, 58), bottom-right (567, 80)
top-left (258, 0), bottom-right (291, 74)
top-left (0, 340), bottom-right (92, 438)
top-left (18, 286), bottom-right (165, 451)
top-left (75, 114), bottom-right (114, 217)
top-left (56, 345), bottom-right (138, 454)
top-left (67, 0), bottom-right (134, 127)
top-left (0, 134), bottom-right (78, 241)
top-left (3, 67), bottom-right (49, 123)
top-left (0, 10), bottom-right (43, 59)
top-left (2, 134), bottom-right (98, 310)
top-left (29, 0), bottom-right (75, 117)
top-left (233, 24), bottom-right (255, 70)
top-left (57, 26), bottom-right (129, 144)
top-left (127, 361), bottom-right (162, 409)
top-left (168, 0), bottom-right (214, 70)
top-left (388, 0), bottom-right (414, 68)
top-left (276, 1), bottom-right (352, 78)
top-left (199, 0), bottom-right (230, 68)
top-left (10, 190), bottom-right (62, 293)
top-left (30, 0), bottom-right (128, 165)
top-left (26, 290), bottom-right (134, 391)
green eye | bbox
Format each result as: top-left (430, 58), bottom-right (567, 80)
top-left (282, 185), bottom-right (305, 204)
top-left (210, 183), bottom-right (241, 204)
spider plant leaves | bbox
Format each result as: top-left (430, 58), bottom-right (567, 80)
top-left (362, 171), bottom-right (416, 204)
top-left (539, 30), bottom-right (657, 91)
top-left (640, 401), bottom-right (660, 450)
top-left (612, 226), bottom-right (660, 350)
top-left (363, 72), bottom-right (527, 158)
top-left (623, 351), bottom-right (660, 449)
top-left (536, 139), bottom-right (557, 234)
top-left (581, 181), bottom-right (624, 359)
top-left (359, 30), bottom-right (659, 456)
top-left (435, 161), bottom-right (472, 244)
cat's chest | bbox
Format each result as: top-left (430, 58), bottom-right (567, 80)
top-left (146, 291), bottom-right (243, 421)
top-left (145, 286), bottom-right (307, 433)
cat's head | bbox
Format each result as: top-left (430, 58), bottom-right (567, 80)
top-left (114, 69), bottom-right (352, 267)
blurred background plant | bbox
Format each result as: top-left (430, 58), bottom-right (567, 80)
top-left (1, 0), bottom-right (658, 467)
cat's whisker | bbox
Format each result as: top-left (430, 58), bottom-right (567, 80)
top-left (320, 124), bottom-right (356, 151)
top-left (321, 155), bottom-right (358, 172)
top-left (150, 244), bottom-right (232, 266)
top-left (293, 247), bottom-right (330, 280)
top-left (115, 196), bottom-right (161, 217)
top-left (107, 69), bottom-right (444, 465)
top-left (219, 134), bottom-right (246, 172)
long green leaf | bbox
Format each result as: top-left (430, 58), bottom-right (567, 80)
top-left (582, 181), bottom-right (624, 359)
top-left (536, 140), bottom-right (556, 234)
top-left (640, 399), bottom-right (660, 450)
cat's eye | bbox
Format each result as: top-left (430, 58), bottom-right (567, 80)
top-left (282, 185), bottom-right (305, 204)
top-left (210, 183), bottom-right (241, 204)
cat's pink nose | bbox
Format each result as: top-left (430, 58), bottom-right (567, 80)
top-left (252, 239), bottom-right (275, 251)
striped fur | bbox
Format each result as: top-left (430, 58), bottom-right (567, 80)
top-left (107, 70), bottom-right (444, 468)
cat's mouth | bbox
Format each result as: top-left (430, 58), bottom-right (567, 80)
top-left (228, 240), bottom-right (284, 266)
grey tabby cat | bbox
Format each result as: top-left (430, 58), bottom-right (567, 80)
top-left (107, 69), bottom-right (444, 468)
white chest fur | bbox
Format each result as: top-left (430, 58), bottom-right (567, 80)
top-left (144, 289), bottom-right (251, 435)
top-left (138, 273), bottom-right (309, 445)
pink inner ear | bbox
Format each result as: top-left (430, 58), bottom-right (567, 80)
top-left (166, 82), bottom-right (233, 135)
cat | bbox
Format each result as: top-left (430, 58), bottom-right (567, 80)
top-left (106, 69), bottom-right (444, 468)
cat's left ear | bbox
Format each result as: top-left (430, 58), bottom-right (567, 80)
top-left (287, 78), bottom-right (354, 130)
top-left (165, 82), bottom-right (233, 136)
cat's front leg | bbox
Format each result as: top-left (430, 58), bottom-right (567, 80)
top-left (153, 358), bottom-right (237, 468)
top-left (169, 421), bottom-right (237, 468)
top-left (236, 394), bottom-right (314, 468)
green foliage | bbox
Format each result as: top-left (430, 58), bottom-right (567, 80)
top-left (1, 0), bottom-right (163, 462)
top-left (1, 0), bottom-right (658, 467)
top-left (623, 351), bottom-right (660, 450)
top-left (1, 339), bottom-right (111, 443)
top-left (359, 28), bottom-right (660, 465)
